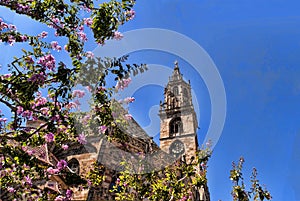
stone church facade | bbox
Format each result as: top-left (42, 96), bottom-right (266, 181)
top-left (20, 62), bottom-right (211, 201)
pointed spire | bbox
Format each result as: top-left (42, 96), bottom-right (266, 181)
top-left (174, 60), bottom-right (179, 70)
top-left (170, 60), bottom-right (182, 81)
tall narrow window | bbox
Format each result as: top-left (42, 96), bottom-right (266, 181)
top-left (169, 117), bottom-right (182, 137)
top-left (173, 86), bottom-right (179, 95)
top-left (183, 88), bottom-right (188, 97)
top-left (183, 88), bottom-right (189, 106)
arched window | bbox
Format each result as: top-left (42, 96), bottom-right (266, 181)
top-left (68, 158), bottom-right (80, 174)
top-left (169, 117), bottom-right (182, 136)
top-left (173, 86), bottom-right (179, 95)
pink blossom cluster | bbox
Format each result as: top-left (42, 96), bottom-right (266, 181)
top-left (62, 144), bottom-right (69, 150)
top-left (34, 96), bottom-right (48, 108)
top-left (0, 18), bottom-right (9, 31)
top-left (113, 31), bottom-right (123, 40)
top-left (77, 133), bottom-right (87, 144)
top-left (23, 175), bottom-right (32, 186)
top-left (16, 3), bottom-right (30, 12)
top-left (99, 125), bottom-right (107, 134)
top-left (115, 77), bottom-right (131, 90)
top-left (7, 186), bottom-right (15, 193)
top-left (65, 101), bottom-right (78, 109)
top-left (40, 107), bottom-right (49, 116)
top-left (85, 51), bottom-right (94, 58)
top-left (83, 18), bottom-right (93, 27)
top-left (47, 167), bottom-right (60, 174)
top-left (45, 132), bottom-right (54, 143)
top-left (66, 189), bottom-right (73, 199)
top-left (82, 114), bottom-right (91, 124)
top-left (27, 72), bottom-right (46, 84)
top-left (78, 31), bottom-right (88, 41)
top-left (51, 41), bottom-right (62, 51)
top-left (38, 31), bottom-right (48, 38)
top-left (0, 117), bottom-right (7, 123)
top-left (126, 9), bottom-right (135, 20)
top-left (123, 97), bottom-right (135, 103)
top-left (72, 90), bottom-right (85, 98)
top-left (57, 159), bottom-right (67, 170)
top-left (7, 35), bottom-right (15, 46)
top-left (2, 73), bottom-right (12, 79)
top-left (78, 25), bottom-right (84, 31)
top-left (17, 108), bottom-right (33, 119)
top-left (22, 146), bottom-right (35, 155)
top-left (37, 54), bottom-right (56, 71)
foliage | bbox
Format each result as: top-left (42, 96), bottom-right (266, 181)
top-left (111, 147), bottom-right (211, 201)
top-left (230, 157), bottom-right (272, 201)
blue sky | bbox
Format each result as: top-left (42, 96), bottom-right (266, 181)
top-left (120, 1), bottom-right (300, 200)
top-left (1, 0), bottom-right (300, 200)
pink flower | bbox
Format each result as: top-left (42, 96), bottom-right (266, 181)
top-left (8, 24), bottom-right (17, 30)
top-left (65, 102), bottom-right (78, 109)
top-left (39, 31), bottom-right (48, 38)
top-left (72, 90), bottom-right (85, 98)
top-left (2, 74), bottom-right (12, 79)
top-left (40, 107), bottom-right (49, 115)
top-left (34, 96), bottom-right (48, 107)
top-left (126, 9), bottom-right (135, 20)
top-left (28, 72), bottom-right (46, 84)
top-left (85, 86), bottom-right (92, 92)
top-left (78, 31), bottom-right (87, 41)
top-left (45, 133), bottom-right (54, 143)
top-left (20, 35), bottom-right (28, 42)
top-left (66, 189), bottom-right (73, 198)
top-left (78, 25), bottom-right (84, 31)
top-left (77, 133), bottom-right (87, 144)
top-left (8, 35), bottom-right (15, 46)
top-left (99, 125), bottom-right (107, 134)
top-left (57, 160), bottom-right (67, 170)
top-left (47, 167), bottom-right (60, 174)
top-left (82, 114), bottom-right (90, 124)
top-left (85, 51), bottom-right (94, 58)
top-left (83, 18), bottom-right (93, 27)
top-left (115, 77), bottom-right (131, 90)
top-left (24, 175), bottom-right (32, 186)
top-left (37, 54), bottom-right (56, 71)
top-left (26, 149), bottom-right (34, 155)
top-left (17, 106), bottom-right (24, 115)
top-left (124, 97), bottom-right (135, 103)
top-left (50, 114), bottom-right (60, 121)
top-left (0, 118), bottom-right (7, 123)
top-left (62, 144), bottom-right (68, 150)
top-left (51, 41), bottom-right (62, 51)
top-left (87, 179), bottom-right (92, 186)
top-left (113, 31), bottom-right (123, 40)
top-left (7, 187), bottom-right (15, 193)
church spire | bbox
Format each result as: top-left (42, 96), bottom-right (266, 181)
top-left (169, 60), bottom-right (183, 82)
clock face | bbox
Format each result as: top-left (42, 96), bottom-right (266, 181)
top-left (170, 140), bottom-right (185, 158)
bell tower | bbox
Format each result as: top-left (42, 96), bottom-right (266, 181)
top-left (159, 61), bottom-right (199, 160)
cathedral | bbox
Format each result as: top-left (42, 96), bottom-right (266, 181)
top-left (24, 62), bottom-right (211, 201)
